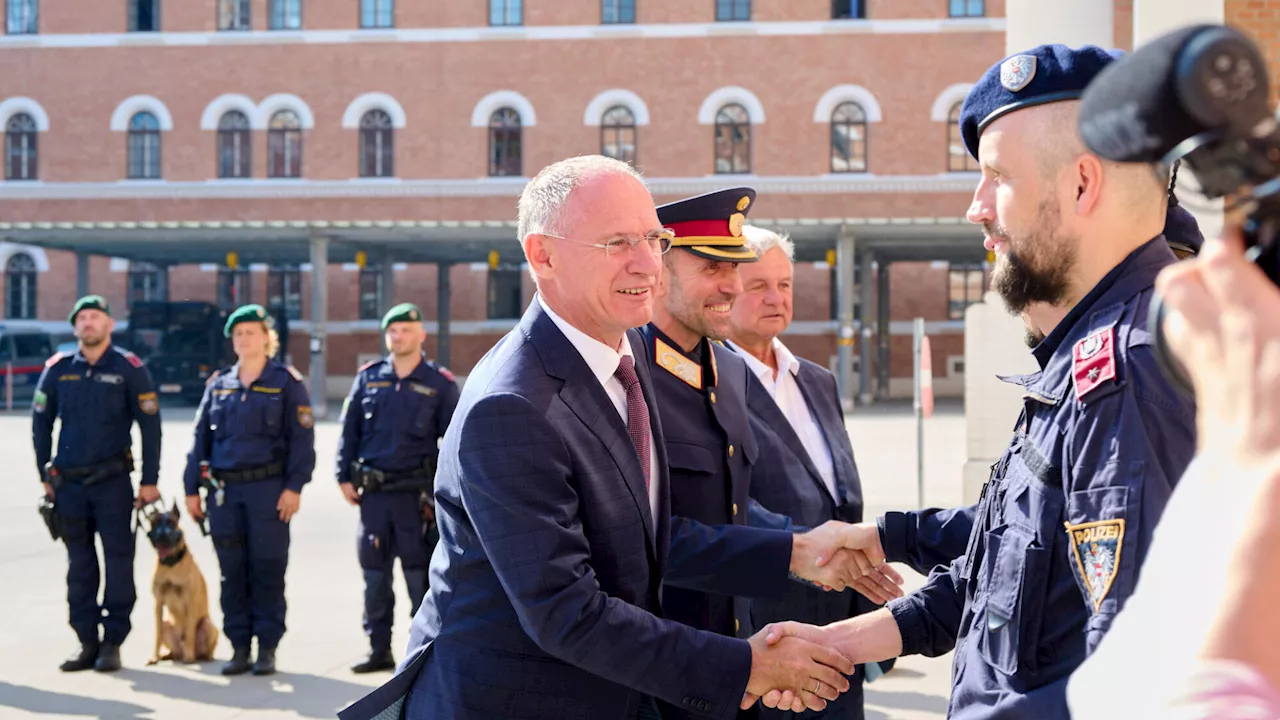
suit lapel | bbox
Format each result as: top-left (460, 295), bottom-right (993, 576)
top-left (745, 369), bottom-right (827, 495)
top-left (794, 363), bottom-right (859, 506)
top-left (630, 328), bottom-right (670, 574)
top-left (526, 303), bottom-right (658, 559)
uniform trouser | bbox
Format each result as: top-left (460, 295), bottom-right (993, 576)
top-left (357, 491), bottom-right (434, 651)
top-left (208, 477), bottom-right (290, 650)
top-left (55, 473), bottom-right (136, 647)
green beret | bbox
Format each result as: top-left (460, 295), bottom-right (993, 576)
top-left (381, 302), bottom-right (423, 331)
top-left (224, 304), bottom-right (270, 337)
top-left (68, 295), bottom-right (110, 325)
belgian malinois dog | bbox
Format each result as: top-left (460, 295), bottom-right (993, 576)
top-left (143, 501), bottom-right (219, 665)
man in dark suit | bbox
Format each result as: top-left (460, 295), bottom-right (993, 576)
top-left (726, 225), bottom-right (897, 720)
top-left (640, 192), bottom-right (905, 720)
top-left (339, 156), bottom-right (876, 720)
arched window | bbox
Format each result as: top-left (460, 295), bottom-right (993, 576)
top-left (5, 113), bottom-right (37, 181)
top-left (488, 108), bottom-right (521, 177)
top-left (268, 109), bottom-right (302, 178)
top-left (127, 111), bottom-right (161, 179)
top-left (359, 109), bottom-right (394, 178)
top-left (948, 102), bottom-right (978, 172)
top-left (600, 105), bottom-right (636, 165)
top-left (6, 252), bottom-right (37, 319)
top-left (830, 101), bottom-right (867, 173)
top-left (714, 103), bottom-right (750, 174)
top-left (217, 110), bottom-right (251, 179)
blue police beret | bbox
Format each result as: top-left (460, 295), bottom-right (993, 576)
top-left (223, 303), bottom-right (271, 337)
top-left (1163, 198), bottom-right (1203, 259)
top-left (960, 44), bottom-right (1123, 160)
top-left (68, 294), bottom-right (110, 324)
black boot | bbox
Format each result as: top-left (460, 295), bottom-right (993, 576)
top-left (59, 642), bottom-right (99, 672)
top-left (350, 647), bottom-right (395, 674)
top-left (93, 643), bottom-right (122, 672)
top-left (252, 646), bottom-right (276, 676)
top-left (221, 646), bottom-right (252, 676)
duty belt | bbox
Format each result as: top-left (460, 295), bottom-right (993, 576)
top-left (49, 452), bottom-right (134, 487)
top-left (212, 461), bottom-right (286, 484)
top-left (351, 461), bottom-right (432, 493)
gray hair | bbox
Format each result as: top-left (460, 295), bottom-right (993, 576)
top-left (741, 224), bottom-right (795, 262)
top-left (517, 155), bottom-right (646, 246)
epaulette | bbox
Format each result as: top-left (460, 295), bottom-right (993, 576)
top-left (204, 368), bottom-right (224, 387)
top-left (121, 349), bottom-right (143, 369)
top-left (358, 359), bottom-right (378, 373)
top-left (286, 365), bottom-right (304, 382)
top-left (1072, 326), bottom-right (1117, 402)
top-left (437, 365), bottom-right (455, 383)
top-left (44, 352), bottom-right (65, 368)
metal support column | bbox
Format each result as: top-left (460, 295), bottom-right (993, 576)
top-left (437, 262), bottom-right (452, 368)
top-left (378, 248), bottom-right (396, 316)
top-left (308, 235), bottom-right (329, 420)
top-left (835, 228), bottom-right (856, 412)
top-left (76, 252), bottom-right (90, 298)
top-left (876, 260), bottom-right (891, 401)
top-left (859, 250), bottom-right (875, 405)
top-left (156, 265), bottom-right (170, 301)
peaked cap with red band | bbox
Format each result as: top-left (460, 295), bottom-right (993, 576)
top-left (656, 187), bottom-right (759, 263)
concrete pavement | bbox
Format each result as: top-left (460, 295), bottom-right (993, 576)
top-left (0, 400), bottom-right (964, 719)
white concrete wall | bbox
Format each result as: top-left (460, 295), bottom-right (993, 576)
top-left (1133, 0), bottom-right (1227, 242)
top-left (1005, 0), bottom-right (1113, 54)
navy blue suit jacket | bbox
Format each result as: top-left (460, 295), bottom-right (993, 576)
top-left (735, 350), bottom-right (879, 719)
top-left (339, 301), bottom-right (796, 720)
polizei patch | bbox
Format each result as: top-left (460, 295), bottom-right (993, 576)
top-left (1065, 519), bottom-right (1125, 612)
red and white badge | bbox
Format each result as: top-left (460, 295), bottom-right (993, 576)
top-left (1073, 327), bottom-right (1115, 401)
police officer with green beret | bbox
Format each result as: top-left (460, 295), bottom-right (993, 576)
top-left (34, 294), bottom-right (162, 672)
top-left (182, 304), bottom-right (316, 676)
top-left (337, 302), bottom-right (460, 673)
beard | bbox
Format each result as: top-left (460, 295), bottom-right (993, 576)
top-left (988, 200), bottom-right (1076, 316)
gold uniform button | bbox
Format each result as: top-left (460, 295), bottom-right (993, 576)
top-left (735, 618), bottom-right (740, 632)
top-left (710, 391), bottom-right (717, 405)
top-left (733, 503), bottom-right (739, 516)
top-left (728, 444), bottom-right (735, 457)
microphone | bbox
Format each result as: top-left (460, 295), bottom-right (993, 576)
top-left (1078, 24), bottom-right (1272, 165)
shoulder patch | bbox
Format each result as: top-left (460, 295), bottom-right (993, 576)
top-left (1065, 519), bottom-right (1125, 612)
top-left (286, 365), bottom-right (304, 382)
top-left (437, 366), bottom-right (455, 383)
top-left (122, 350), bottom-right (143, 369)
top-left (1073, 327), bottom-right (1116, 401)
top-left (44, 352), bottom-right (64, 368)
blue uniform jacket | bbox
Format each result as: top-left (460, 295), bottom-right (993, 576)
top-left (32, 345), bottom-right (161, 486)
top-left (335, 354), bottom-right (460, 482)
top-left (182, 361), bottom-right (316, 496)
top-left (886, 236), bottom-right (1197, 720)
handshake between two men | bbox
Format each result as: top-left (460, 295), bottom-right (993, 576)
top-left (740, 520), bottom-right (899, 713)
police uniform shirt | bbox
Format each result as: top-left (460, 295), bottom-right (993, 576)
top-left (732, 338), bottom-right (838, 503)
top-left (539, 297), bottom-right (659, 536)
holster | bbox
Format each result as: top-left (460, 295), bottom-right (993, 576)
top-left (351, 457), bottom-right (436, 495)
top-left (38, 495), bottom-right (60, 541)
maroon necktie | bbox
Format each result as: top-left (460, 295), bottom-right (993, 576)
top-left (613, 356), bottom-right (651, 489)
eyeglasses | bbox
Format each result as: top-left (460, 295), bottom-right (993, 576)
top-left (540, 229), bottom-right (675, 257)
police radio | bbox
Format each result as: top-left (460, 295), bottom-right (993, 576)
top-left (1078, 23), bottom-right (1280, 395)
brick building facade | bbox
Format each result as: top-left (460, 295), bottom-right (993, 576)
top-left (1, 0), bottom-right (1273, 402)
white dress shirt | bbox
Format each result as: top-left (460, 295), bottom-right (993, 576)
top-left (735, 338), bottom-right (839, 502)
top-left (539, 297), bottom-right (660, 536)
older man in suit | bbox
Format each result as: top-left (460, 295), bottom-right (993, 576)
top-left (726, 225), bottom-right (898, 720)
top-left (339, 156), bottom-right (872, 720)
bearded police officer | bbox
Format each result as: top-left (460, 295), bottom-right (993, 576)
top-left (337, 302), bottom-right (460, 673)
top-left (33, 294), bottom-right (162, 672)
top-left (758, 44), bottom-right (1198, 719)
